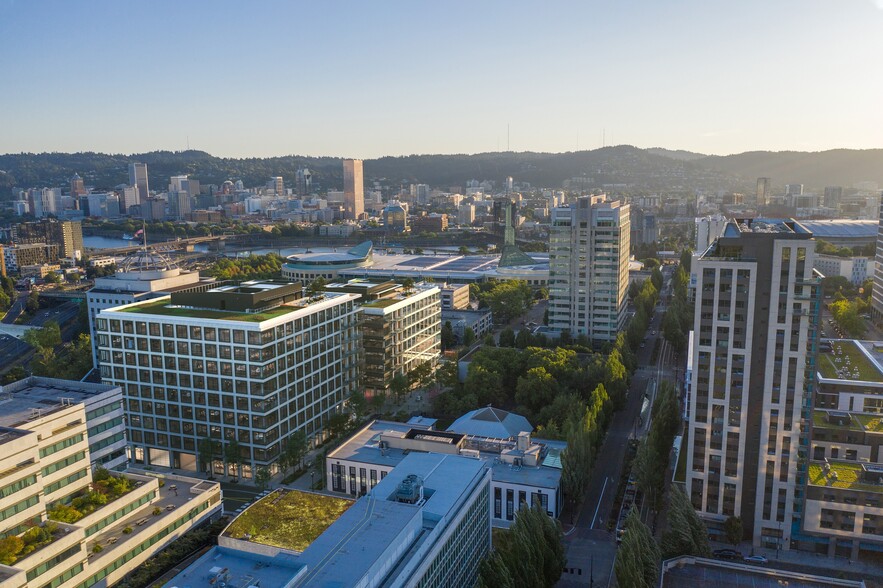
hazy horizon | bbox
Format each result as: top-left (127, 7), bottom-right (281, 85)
top-left (2, 0), bottom-right (882, 158)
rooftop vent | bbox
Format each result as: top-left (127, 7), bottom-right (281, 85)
top-left (395, 474), bottom-right (423, 504)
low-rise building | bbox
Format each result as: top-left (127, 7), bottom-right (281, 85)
top-left (439, 282), bottom-right (470, 309)
top-left (1, 243), bottom-right (59, 274)
top-left (326, 408), bottom-right (564, 527)
top-left (814, 254), bottom-right (874, 286)
top-left (0, 377), bottom-right (221, 588)
top-left (169, 453), bottom-right (490, 588)
top-left (441, 308), bottom-right (493, 344)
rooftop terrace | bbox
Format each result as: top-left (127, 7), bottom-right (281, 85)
top-left (808, 461), bottom-right (883, 494)
top-left (812, 410), bottom-right (863, 431)
top-left (116, 297), bottom-right (302, 322)
top-left (0, 377), bottom-right (118, 429)
top-left (817, 340), bottom-right (883, 383)
top-left (223, 490), bottom-right (354, 553)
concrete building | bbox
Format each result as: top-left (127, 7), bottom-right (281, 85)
top-left (410, 213), bottom-right (448, 233)
top-left (824, 186), bottom-right (843, 209)
top-left (0, 243), bottom-right (59, 274)
top-left (695, 214), bottom-right (728, 253)
top-left (382, 200), bottom-right (408, 233)
top-left (441, 308), bottom-right (494, 344)
top-left (70, 173), bottom-right (86, 198)
top-left (548, 195), bottom-right (630, 345)
top-left (873, 195), bottom-right (883, 320)
top-left (86, 249), bottom-right (219, 366)
top-left (326, 408), bottom-right (564, 527)
top-left (0, 377), bottom-right (221, 588)
top-left (458, 203), bottom-right (476, 226)
top-left (814, 254), bottom-right (874, 286)
top-left (755, 178), bottom-right (772, 206)
top-left (170, 453), bottom-right (490, 588)
top-left (14, 218), bottom-right (83, 260)
top-left (804, 339), bottom-right (883, 558)
top-left (439, 283), bottom-right (470, 310)
top-left (343, 159), bottom-right (364, 220)
top-left (95, 281), bottom-right (362, 476)
top-left (360, 284), bottom-right (441, 395)
top-left (129, 162), bottom-right (149, 205)
top-left (685, 218), bottom-right (821, 549)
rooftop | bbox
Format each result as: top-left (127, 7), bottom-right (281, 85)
top-left (808, 461), bottom-right (883, 494)
top-left (448, 407), bottom-right (533, 439)
top-left (0, 376), bottom-right (119, 429)
top-left (223, 490), bottom-right (354, 553)
top-left (116, 297), bottom-right (301, 322)
top-left (164, 546), bottom-right (304, 588)
top-left (817, 340), bottom-right (883, 383)
top-left (798, 219), bottom-right (877, 239)
top-left (855, 414), bottom-right (883, 433)
top-left (813, 410), bottom-right (863, 431)
top-left (661, 556), bottom-right (865, 588)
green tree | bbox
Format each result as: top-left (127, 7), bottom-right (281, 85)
top-left (561, 426), bottom-right (593, 521)
top-left (499, 327), bottom-right (516, 347)
top-left (514, 328), bottom-right (533, 349)
top-left (0, 535), bottom-right (24, 565)
top-left (1, 366), bottom-right (27, 384)
top-left (348, 390), bottom-right (368, 419)
top-left (389, 372), bottom-right (410, 402)
top-left (463, 327), bottom-right (476, 347)
top-left (224, 439), bottom-right (243, 480)
top-left (307, 276), bottom-right (327, 297)
top-left (724, 515), bottom-right (743, 547)
top-left (616, 509), bottom-right (661, 588)
top-left (651, 266), bottom-right (664, 291)
top-left (280, 430), bottom-right (307, 474)
top-left (440, 321), bottom-right (456, 350)
top-left (515, 367), bottom-right (559, 418)
top-left (661, 485), bottom-right (711, 558)
top-left (197, 437), bottom-right (220, 478)
top-left (44, 271), bottom-right (61, 284)
top-left (23, 322), bottom-right (61, 350)
top-left (25, 290), bottom-right (40, 315)
top-left (254, 466), bottom-right (271, 491)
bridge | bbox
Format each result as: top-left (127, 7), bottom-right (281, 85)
top-left (85, 234), bottom-right (242, 257)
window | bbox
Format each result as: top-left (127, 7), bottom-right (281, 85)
top-left (349, 466), bottom-right (356, 495)
top-left (506, 489), bottom-right (514, 520)
top-left (494, 487), bottom-right (502, 519)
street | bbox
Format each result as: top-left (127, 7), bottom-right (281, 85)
top-left (559, 268), bottom-right (679, 587)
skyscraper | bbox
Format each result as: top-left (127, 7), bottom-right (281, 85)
top-left (756, 177), bottom-right (771, 207)
top-left (685, 218), bottom-right (819, 549)
top-left (129, 162), bottom-right (149, 204)
top-left (872, 193), bottom-right (883, 320)
top-left (548, 195), bottom-right (630, 344)
top-left (342, 159), bottom-right (364, 220)
top-left (70, 172), bottom-right (86, 197)
top-left (271, 176), bottom-right (284, 196)
top-left (296, 167), bottom-right (312, 196)
top-left (823, 186), bottom-right (843, 209)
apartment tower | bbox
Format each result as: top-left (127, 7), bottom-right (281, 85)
top-left (548, 195), bottom-right (630, 344)
top-left (342, 159), bottom-right (364, 220)
top-left (872, 193), bottom-right (883, 320)
top-left (685, 218), bottom-right (820, 550)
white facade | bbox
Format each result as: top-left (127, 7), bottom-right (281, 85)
top-left (95, 290), bottom-right (362, 476)
top-left (548, 195), bottom-right (630, 344)
top-left (814, 254), bottom-right (874, 286)
top-left (695, 214), bottom-right (728, 253)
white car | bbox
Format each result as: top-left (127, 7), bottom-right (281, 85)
top-left (743, 555), bottom-right (768, 564)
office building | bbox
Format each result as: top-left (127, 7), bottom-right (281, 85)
top-left (411, 213), bottom-right (448, 233)
top-left (128, 162), bottom-right (149, 204)
top-left (27, 188), bottom-right (62, 218)
top-left (458, 203), bottom-right (476, 226)
top-left (86, 249), bottom-right (219, 366)
top-left (786, 184), bottom-right (804, 196)
top-left (548, 195), bottom-right (630, 344)
top-left (755, 178), bottom-right (772, 207)
top-left (120, 186), bottom-right (139, 215)
top-left (95, 281), bottom-right (362, 476)
top-left (296, 167), bottom-right (312, 196)
top-left (442, 308), bottom-right (494, 344)
top-left (360, 284), bottom-right (441, 396)
top-left (685, 218), bottom-right (820, 549)
top-left (15, 218), bottom-right (84, 260)
top-left (824, 186), bottom-right (843, 209)
top-left (70, 173), bottom-right (86, 198)
top-left (327, 408), bottom-right (563, 527)
top-left (342, 159), bottom-right (364, 220)
top-left (382, 200), bottom-right (408, 233)
top-left (695, 214), bottom-right (729, 253)
top-left (169, 453), bottom-right (490, 588)
top-left (439, 283), bottom-right (470, 310)
top-left (873, 194), bottom-right (883, 320)
top-left (271, 176), bottom-right (284, 196)
top-left (804, 339), bottom-right (883, 558)
top-left (0, 377), bottom-right (221, 588)
top-left (814, 254), bottom-right (874, 286)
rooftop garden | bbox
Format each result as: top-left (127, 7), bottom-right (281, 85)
top-left (812, 410), bottom-right (862, 431)
top-left (362, 298), bottom-right (402, 308)
top-left (818, 341), bottom-right (883, 382)
top-left (118, 298), bottom-right (299, 322)
top-left (224, 490), bottom-right (353, 552)
top-left (0, 523), bottom-right (61, 566)
top-left (808, 461), bottom-right (883, 493)
top-left (48, 468), bottom-right (134, 524)
top-left (856, 414), bottom-right (883, 433)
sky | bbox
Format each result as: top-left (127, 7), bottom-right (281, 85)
top-left (1, 0), bottom-right (882, 159)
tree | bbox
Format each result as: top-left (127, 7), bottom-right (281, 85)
top-left (25, 290), bottom-right (40, 315)
top-left (401, 277), bottom-right (415, 295)
top-left (616, 509), bottom-right (660, 588)
top-left (440, 321), bottom-right (456, 350)
top-left (514, 328), bottom-right (532, 349)
top-left (254, 466), bottom-right (271, 491)
top-left (44, 271), bottom-right (61, 285)
top-left (389, 372), bottom-right (410, 402)
top-left (280, 431), bottom-right (307, 474)
top-left (724, 515), bottom-right (743, 547)
top-left (224, 439), bottom-right (243, 480)
top-left (463, 327), bottom-right (476, 347)
top-left (197, 437), bottom-right (220, 478)
top-left (1, 366), bottom-right (27, 385)
top-left (327, 412), bottom-right (350, 439)
top-left (307, 276), bottom-right (327, 297)
top-left (0, 535), bottom-right (24, 565)
top-left (499, 327), bottom-right (516, 347)
top-left (515, 367), bottom-right (558, 419)
top-left (348, 390), bottom-right (368, 419)
top-left (23, 322), bottom-right (61, 350)
top-left (561, 426), bottom-right (593, 521)
top-left (661, 485), bottom-right (711, 559)
top-left (651, 266), bottom-right (664, 291)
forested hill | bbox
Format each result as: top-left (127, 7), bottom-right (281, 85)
top-left (1, 147), bottom-right (882, 196)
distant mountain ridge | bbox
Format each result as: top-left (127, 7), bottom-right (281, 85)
top-left (1, 147), bottom-right (881, 196)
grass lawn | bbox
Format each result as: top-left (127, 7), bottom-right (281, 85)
top-left (818, 340), bottom-right (883, 382)
top-left (812, 410), bottom-right (861, 431)
top-left (118, 298), bottom-right (300, 322)
top-left (224, 490), bottom-right (354, 552)
top-left (808, 462), bottom-right (883, 493)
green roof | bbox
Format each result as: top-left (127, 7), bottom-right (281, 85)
top-left (818, 341), bottom-right (883, 382)
top-left (856, 414), bottom-right (883, 433)
top-left (224, 490), bottom-right (354, 552)
top-left (362, 298), bottom-right (402, 308)
top-left (117, 298), bottom-right (301, 322)
top-left (808, 461), bottom-right (883, 493)
top-left (812, 411), bottom-right (862, 431)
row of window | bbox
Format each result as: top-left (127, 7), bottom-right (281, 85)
top-left (0, 474), bottom-right (36, 499)
top-left (85, 490), bottom-right (156, 537)
top-left (86, 402), bottom-right (121, 420)
top-left (45, 468), bottom-right (88, 495)
top-left (42, 451), bottom-right (86, 477)
top-left (39, 433), bottom-right (84, 458)
top-left (88, 417), bottom-right (124, 438)
top-left (0, 494), bottom-right (39, 523)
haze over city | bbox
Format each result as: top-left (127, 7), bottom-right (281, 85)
top-left (2, 0), bottom-right (882, 158)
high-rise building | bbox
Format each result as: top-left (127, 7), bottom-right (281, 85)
top-left (548, 195), bottom-right (630, 344)
top-left (458, 203), bottom-right (476, 226)
top-left (342, 159), bottom-right (364, 220)
top-left (120, 185), bottom-right (140, 214)
top-left (70, 173), bottom-right (86, 197)
top-left (14, 218), bottom-right (83, 260)
top-left (296, 167), bottom-right (312, 196)
top-left (685, 218), bottom-right (819, 549)
top-left (96, 281), bottom-right (362, 476)
top-left (824, 186), bottom-right (843, 209)
top-left (695, 214), bottom-right (729, 253)
top-left (786, 184), bottom-right (804, 196)
top-left (873, 193), bottom-right (883, 320)
top-left (756, 177), bottom-right (772, 207)
top-left (129, 162), bottom-right (149, 204)
top-left (28, 187), bottom-right (62, 218)
top-left (270, 176), bottom-right (284, 196)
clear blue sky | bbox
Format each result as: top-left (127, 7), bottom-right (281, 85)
top-left (1, 0), bottom-right (881, 158)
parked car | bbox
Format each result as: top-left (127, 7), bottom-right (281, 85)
top-left (713, 549), bottom-right (742, 560)
top-left (743, 555), bottom-right (768, 564)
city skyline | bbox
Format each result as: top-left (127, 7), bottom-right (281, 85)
top-left (2, 1), bottom-right (882, 158)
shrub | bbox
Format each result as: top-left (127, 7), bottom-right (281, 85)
top-left (92, 543), bottom-right (103, 553)
top-left (122, 526), bottom-right (133, 534)
top-left (48, 503), bottom-right (85, 523)
top-left (152, 507), bottom-right (162, 516)
top-left (93, 467), bottom-right (111, 482)
top-left (0, 535), bottom-right (24, 565)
